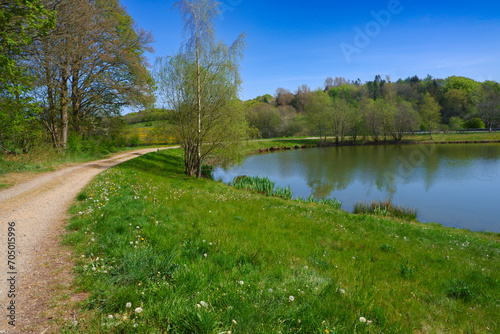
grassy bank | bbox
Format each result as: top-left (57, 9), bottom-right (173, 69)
top-left (64, 148), bottom-right (499, 333)
top-left (0, 145), bottom-right (167, 189)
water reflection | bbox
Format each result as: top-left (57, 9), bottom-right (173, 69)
top-left (214, 144), bottom-right (500, 232)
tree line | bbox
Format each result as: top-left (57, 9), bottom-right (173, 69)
top-left (1, 0), bottom-right (153, 154)
top-left (245, 75), bottom-right (500, 142)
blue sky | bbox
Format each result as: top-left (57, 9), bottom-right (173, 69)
top-left (121, 0), bottom-right (500, 103)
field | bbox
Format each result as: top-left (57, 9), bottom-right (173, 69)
top-left (63, 147), bottom-right (499, 333)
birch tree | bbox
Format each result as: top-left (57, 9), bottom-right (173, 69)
top-left (155, 0), bottom-right (247, 177)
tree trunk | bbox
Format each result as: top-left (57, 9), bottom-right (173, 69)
top-left (60, 65), bottom-right (70, 151)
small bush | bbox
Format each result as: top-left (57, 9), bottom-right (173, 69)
top-left (463, 118), bottom-right (486, 129)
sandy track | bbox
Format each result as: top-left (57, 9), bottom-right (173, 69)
top-left (0, 147), bottom-right (176, 333)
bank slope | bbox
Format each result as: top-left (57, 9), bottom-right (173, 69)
top-left (65, 148), bottom-right (499, 333)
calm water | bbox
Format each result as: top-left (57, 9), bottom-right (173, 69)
top-left (214, 144), bottom-right (500, 233)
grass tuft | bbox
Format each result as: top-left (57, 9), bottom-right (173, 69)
top-left (353, 199), bottom-right (418, 221)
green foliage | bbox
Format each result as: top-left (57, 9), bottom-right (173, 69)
top-left (380, 244), bottom-right (397, 252)
top-left (445, 279), bottom-right (476, 301)
top-left (296, 195), bottom-right (342, 209)
top-left (231, 175), bottom-right (292, 199)
top-left (463, 118), bottom-right (486, 129)
top-left (155, 0), bottom-right (247, 177)
top-left (353, 200), bottom-right (417, 221)
top-left (399, 264), bottom-right (415, 278)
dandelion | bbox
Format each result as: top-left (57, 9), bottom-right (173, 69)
top-left (196, 304), bottom-right (201, 310)
top-left (204, 253), bottom-right (208, 258)
top-left (135, 307), bottom-right (143, 314)
top-left (239, 281), bottom-right (244, 285)
top-left (268, 288), bottom-right (273, 293)
top-left (289, 296), bottom-right (295, 302)
top-left (126, 302), bottom-right (132, 308)
top-left (108, 314), bottom-right (113, 319)
top-left (232, 319), bottom-right (237, 324)
top-left (133, 323), bottom-right (138, 328)
top-left (339, 288), bottom-right (346, 294)
top-left (200, 301), bottom-right (208, 308)
top-left (359, 317), bottom-right (367, 323)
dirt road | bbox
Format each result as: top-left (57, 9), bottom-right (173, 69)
top-left (0, 147), bottom-right (176, 333)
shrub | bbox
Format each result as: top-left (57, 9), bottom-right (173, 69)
top-left (463, 118), bottom-right (486, 129)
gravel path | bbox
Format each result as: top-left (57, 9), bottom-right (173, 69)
top-left (0, 147), bottom-right (176, 333)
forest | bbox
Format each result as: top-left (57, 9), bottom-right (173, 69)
top-left (243, 75), bottom-right (500, 142)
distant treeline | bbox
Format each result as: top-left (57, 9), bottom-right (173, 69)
top-left (123, 109), bottom-right (170, 125)
top-left (244, 75), bottom-right (500, 141)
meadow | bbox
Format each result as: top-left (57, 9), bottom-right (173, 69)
top-left (63, 147), bottom-right (499, 333)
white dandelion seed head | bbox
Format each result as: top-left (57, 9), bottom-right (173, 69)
top-left (196, 304), bottom-right (201, 310)
top-left (289, 296), bottom-right (295, 302)
top-left (239, 281), bottom-right (244, 285)
top-left (108, 314), bottom-right (113, 319)
top-left (232, 319), bottom-right (237, 324)
top-left (135, 307), bottom-right (143, 314)
top-left (204, 253), bottom-right (208, 258)
top-left (339, 288), bottom-right (346, 294)
top-left (359, 317), bottom-right (367, 323)
top-left (200, 301), bottom-right (208, 308)
top-left (126, 302), bottom-right (132, 308)
top-left (268, 288), bottom-right (273, 293)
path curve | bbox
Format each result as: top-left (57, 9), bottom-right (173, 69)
top-left (0, 147), bottom-right (177, 333)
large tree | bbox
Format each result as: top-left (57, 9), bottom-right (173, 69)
top-left (155, 0), bottom-right (246, 177)
top-left (472, 82), bottom-right (500, 132)
top-left (419, 93), bottom-right (441, 139)
top-left (28, 0), bottom-right (154, 150)
top-left (0, 0), bottom-right (54, 153)
top-left (305, 90), bottom-right (332, 143)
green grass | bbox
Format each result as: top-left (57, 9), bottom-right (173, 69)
top-left (353, 200), bottom-right (418, 221)
top-left (231, 175), bottom-right (292, 199)
top-left (0, 145), bottom-right (168, 188)
top-left (63, 148), bottom-right (500, 333)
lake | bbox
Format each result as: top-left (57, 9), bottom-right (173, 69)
top-left (214, 143), bottom-right (500, 233)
